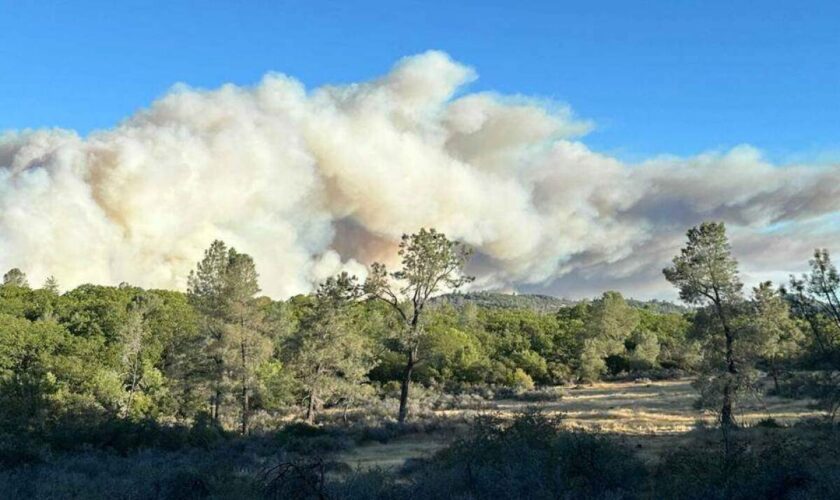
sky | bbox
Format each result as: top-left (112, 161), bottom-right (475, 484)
top-left (1, 1), bottom-right (839, 299)
top-left (3, 1), bottom-right (839, 161)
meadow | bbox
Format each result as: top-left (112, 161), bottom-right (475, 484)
top-left (333, 378), bottom-right (821, 471)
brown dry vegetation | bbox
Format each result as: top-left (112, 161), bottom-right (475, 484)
top-left (335, 378), bottom-right (820, 469)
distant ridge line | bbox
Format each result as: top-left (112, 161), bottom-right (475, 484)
top-left (432, 291), bottom-right (688, 314)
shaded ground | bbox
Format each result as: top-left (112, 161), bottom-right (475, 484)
top-left (333, 433), bottom-right (450, 470)
top-left (335, 379), bottom-right (820, 469)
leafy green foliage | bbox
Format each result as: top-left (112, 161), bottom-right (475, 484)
top-left (2, 268), bottom-right (28, 288)
top-left (578, 291), bottom-right (640, 380)
top-left (749, 282), bottom-right (804, 391)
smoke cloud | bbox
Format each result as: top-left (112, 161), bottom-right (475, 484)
top-left (1, 51), bottom-right (838, 298)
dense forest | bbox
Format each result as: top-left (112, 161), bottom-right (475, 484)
top-left (1, 223), bottom-right (839, 498)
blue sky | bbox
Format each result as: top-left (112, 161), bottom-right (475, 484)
top-left (1, 0), bottom-right (839, 163)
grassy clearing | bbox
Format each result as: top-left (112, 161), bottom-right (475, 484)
top-left (480, 379), bottom-right (819, 433)
top-left (335, 378), bottom-right (821, 470)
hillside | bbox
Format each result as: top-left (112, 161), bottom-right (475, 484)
top-left (433, 291), bottom-right (688, 314)
top-left (432, 291), bottom-right (575, 313)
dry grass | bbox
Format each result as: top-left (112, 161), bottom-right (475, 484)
top-left (484, 379), bottom-right (820, 434)
top-left (334, 378), bottom-right (822, 470)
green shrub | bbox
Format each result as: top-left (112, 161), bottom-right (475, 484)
top-left (655, 427), bottom-right (840, 499)
top-left (405, 412), bottom-right (645, 499)
top-left (508, 368), bottom-right (535, 391)
top-left (275, 423), bottom-right (352, 454)
top-left (0, 434), bottom-right (44, 469)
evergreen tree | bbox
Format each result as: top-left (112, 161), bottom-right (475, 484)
top-left (223, 249), bottom-right (268, 435)
top-left (364, 228), bottom-right (473, 423)
top-left (43, 276), bottom-right (60, 295)
top-left (188, 240), bottom-right (231, 423)
top-left (285, 272), bottom-right (372, 424)
top-left (188, 241), bottom-right (269, 433)
top-left (664, 221), bottom-right (744, 427)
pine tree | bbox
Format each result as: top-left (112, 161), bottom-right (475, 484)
top-left (664, 222), bottom-right (744, 427)
top-left (285, 272), bottom-right (372, 424)
top-left (188, 241), bottom-right (269, 433)
top-left (364, 228), bottom-right (473, 423)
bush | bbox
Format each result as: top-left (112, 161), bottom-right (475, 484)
top-left (40, 415), bottom-right (231, 454)
top-left (508, 368), bottom-right (535, 391)
top-left (655, 426), bottom-right (840, 499)
top-left (753, 417), bottom-right (784, 429)
top-left (0, 434), bottom-right (44, 469)
top-left (328, 468), bottom-right (407, 500)
top-left (405, 412), bottom-right (646, 499)
top-left (275, 423), bottom-right (352, 454)
top-left (511, 387), bottom-right (564, 402)
top-left (774, 371), bottom-right (840, 420)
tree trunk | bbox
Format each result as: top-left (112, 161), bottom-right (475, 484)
top-left (721, 323), bottom-right (737, 428)
top-left (241, 387), bottom-right (249, 435)
top-left (721, 379), bottom-right (734, 428)
top-left (769, 360), bottom-right (781, 393)
top-left (306, 389), bottom-right (317, 424)
top-left (212, 353), bottom-right (223, 424)
top-left (398, 348), bottom-right (416, 424)
top-left (126, 354), bottom-right (140, 416)
top-left (213, 388), bottom-right (221, 423)
top-left (713, 297), bottom-right (737, 429)
top-left (240, 336), bottom-right (249, 435)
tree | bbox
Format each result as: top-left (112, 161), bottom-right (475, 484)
top-left (636, 309), bottom-right (697, 370)
top-left (784, 249), bottom-right (840, 364)
top-left (749, 282), bottom-right (803, 392)
top-left (364, 228), bottom-right (473, 423)
top-left (119, 298), bottom-right (151, 417)
top-left (144, 290), bottom-right (203, 420)
top-left (783, 250), bottom-right (840, 421)
top-left (43, 276), bottom-right (60, 295)
top-left (578, 291), bottom-right (639, 380)
top-left (0, 314), bottom-right (65, 430)
top-left (804, 249), bottom-right (840, 327)
top-left (188, 240), bottom-right (269, 433)
top-left (188, 240), bottom-right (232, 424)
top-left (2, 268), bottom-right (28, 288)
top-left (626, 329), bottom-right (661, 371)
top-left (223, 250), bottom-right (267, 435)
top-left (664, 222), bottom-right (744, 427)
top-left (284, 272), bottom-right (372, 423)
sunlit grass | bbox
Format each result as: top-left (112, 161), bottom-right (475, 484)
top-left (335, 378), bottom-right (822, 469)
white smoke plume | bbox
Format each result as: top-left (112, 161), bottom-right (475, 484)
top-left (1, 51), bottom-right (838, 298)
